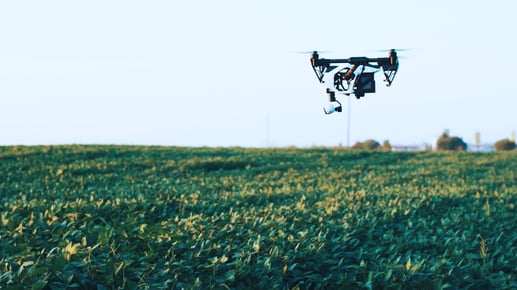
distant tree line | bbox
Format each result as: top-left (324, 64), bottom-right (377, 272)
top-left (352, 139), bottom-right (391, 150)
top-left (352, 131), bottom-right (516, 151)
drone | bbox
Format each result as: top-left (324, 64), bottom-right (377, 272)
top-left (310, 49), bottom-right (400, 114)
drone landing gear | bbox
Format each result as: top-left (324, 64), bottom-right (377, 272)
top-left (382, 67), bottom-right (398, 87)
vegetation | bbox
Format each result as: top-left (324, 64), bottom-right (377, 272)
top-left (1, 145), bottom-right (516, 289)
top-left (495, 139), bottom-right (516, 151)
top-left (352, 139), bottom-right (381, 150)
top-left (435, 131), bottom-right (467, 151)
top-left (382, 140), bottom-right (392, 151)
top-left (352, 140), bottom-right (392, 151)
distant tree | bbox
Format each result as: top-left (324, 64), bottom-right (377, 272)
top-left (352, 139), bottom-right (381, 150)
top-left (494, 139), bottom-right (516, 151)
top-left (435, 131), bottom-right (467, 151)
top-left (382, 140), bottom-right (392, 151)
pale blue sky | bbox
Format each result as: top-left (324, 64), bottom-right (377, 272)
top-left (1, 1), bottom-right (516, 147)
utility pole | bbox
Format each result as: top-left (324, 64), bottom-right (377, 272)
top-left (346, 96), bottom-right (351, 148)
top-left (266, 114), bottom-right (270, 147)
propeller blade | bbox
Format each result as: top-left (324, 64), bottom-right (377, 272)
top-left (295, 50), bottom-right (332, 54)
top-left (375, 48), bottom-right (418, 52)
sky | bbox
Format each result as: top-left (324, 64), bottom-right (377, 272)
top-left (1, 0), bottom-right (516, 147)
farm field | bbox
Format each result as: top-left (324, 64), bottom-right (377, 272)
top-left (0, 145), bottom-right (516, 289)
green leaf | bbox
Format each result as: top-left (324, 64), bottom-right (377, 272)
top-left (31, 280), bottom-right (47, 290)
top-left (384, 268), bottom-right (392, 281)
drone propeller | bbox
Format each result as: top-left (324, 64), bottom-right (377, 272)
top-left (295, 50), bottom-right (332, 55)
top-left (376, 48), bottom-right (417, 59)
top-left (375, 48), bottom-right (416, 52)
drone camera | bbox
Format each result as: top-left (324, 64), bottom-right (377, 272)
top-left (323, 97), bottom-right (342, 115)
top-left (324, 103), bottom-right (341, 114)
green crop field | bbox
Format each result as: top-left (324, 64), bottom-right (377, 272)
top-left (0, 145), bottom-right (516, 289)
